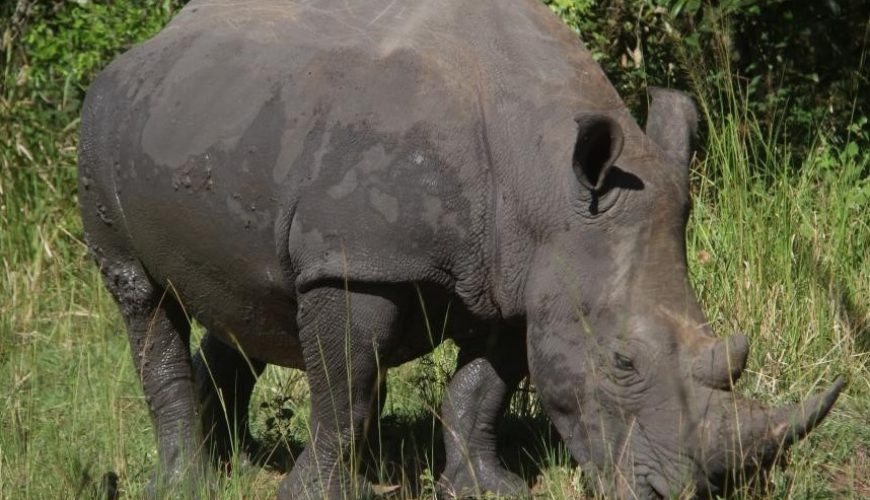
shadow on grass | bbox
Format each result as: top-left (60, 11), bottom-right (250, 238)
top-left (835, 282), bottom-right (869, 354)
top-left (795, 235), bottom-right (870, 354)
top-left (248, 407), bottom-right (562, 497)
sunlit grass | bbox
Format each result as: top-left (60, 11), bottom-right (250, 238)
top-left (1, 2), bottom-right (867, 499)
top-left (2, 96), bottom-right (867, 499)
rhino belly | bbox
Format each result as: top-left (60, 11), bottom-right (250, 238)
top-left (123, 200), bottom-right (303, 368)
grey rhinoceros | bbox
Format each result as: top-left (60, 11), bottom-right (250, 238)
top-left (77, 0), bottom-right (843, 498)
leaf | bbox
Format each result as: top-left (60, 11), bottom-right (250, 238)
top-left (371, 483), bottom-right (401, 496)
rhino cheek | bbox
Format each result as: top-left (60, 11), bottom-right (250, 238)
top-left (527, 328), bottom-right (637, 479)
top-left (526, 320), bottom-right (598, 458)
top-left (526, 328), bottom-right (583, 413)
top-left (573, 375), bottom-right (706, 498)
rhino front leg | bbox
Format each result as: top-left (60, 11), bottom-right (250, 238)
top-left (438, 330), bottom-right (529, 499)
top-left (193, 333), bottom-right (265, 464)
top-left (98, 259), bottom-right (208, 497)
top-left (278, 284), bottom-right (405, 500)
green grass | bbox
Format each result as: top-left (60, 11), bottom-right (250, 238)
top-left (1, 93), bottom-right (867, 500)
top-left (1, 2), bottom-right (868, 499)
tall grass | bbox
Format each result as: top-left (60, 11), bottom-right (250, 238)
top-left (1, 2), bottom-right (868, 498)
top-left (687, 80), bottom-right (869, 498)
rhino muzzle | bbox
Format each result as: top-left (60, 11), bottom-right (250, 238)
top-left (596, 333), bottom-right (845, 499)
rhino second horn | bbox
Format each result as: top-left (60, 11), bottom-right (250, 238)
top-left (693, 333), bottom-right (749, 389)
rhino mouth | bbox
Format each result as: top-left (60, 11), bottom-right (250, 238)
top-left (615, 472), bottom-right (668, 500)
top-left (645, 473), bottom-right (670, 499)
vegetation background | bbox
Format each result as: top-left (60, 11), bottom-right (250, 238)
top-left (1, 0), bottom-right (867, 498)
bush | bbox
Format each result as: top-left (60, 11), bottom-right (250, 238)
top-left (544, 0), bottom-right (869, 151)
top-left (1, 0), bottom-right (185, 264)
top-left (0, 2), bottom-right (866, 498)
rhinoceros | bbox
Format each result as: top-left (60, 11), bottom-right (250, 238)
top-left (77, 0), bottom-right (843, 498)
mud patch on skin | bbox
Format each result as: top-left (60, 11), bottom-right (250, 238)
top-left (171, 154), bottom-right (214, 193)
top-left (288, 118), bottom-right (479, 287)
top-left (358, 144), bottom-right (390, 174)
top-left (421, 195), bottom-right (443, 231)
top-left (140, 35), bottom-right (277, 167)
top-left (369, 187), bottom-right (399, 223)
top-left (327, 169), bottom-right (358, 199)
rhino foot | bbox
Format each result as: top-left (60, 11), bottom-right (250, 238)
top-left (436, 461), bottom-right (529, 499)
top-left (278, 448), bottom-right (374, 500)
top-left (143, 458), bottom-right (214, 500)
top-left (438, 333), bottom-right (529, 499)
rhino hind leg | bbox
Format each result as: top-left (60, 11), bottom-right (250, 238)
top-left (278, 283), bottom-right (407, 500)
top-left (193, 333), bottom-right (265, 466)
top-left (437, 331), bottom-right (530, 499)
top-left (81, 137), bottom-right (209, 495)
top-left (94, 256), bottom-right (209, 497)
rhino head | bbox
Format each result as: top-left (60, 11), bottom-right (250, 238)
top-left (518, 88), bottom-right (843, 498)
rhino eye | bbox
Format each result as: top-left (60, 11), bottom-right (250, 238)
top-left (614, 352), bottom-right (635, 371)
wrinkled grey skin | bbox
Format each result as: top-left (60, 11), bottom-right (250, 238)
top-left (78, 1), bottom-right (843, 498)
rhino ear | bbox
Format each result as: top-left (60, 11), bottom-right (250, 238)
top-left (644, 87), bottom-right (699, 168)
top-left (573, 114), bottom-right (624, 192)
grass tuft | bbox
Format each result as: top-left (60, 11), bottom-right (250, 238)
top-left (1, 2), bottom-right (867, 498)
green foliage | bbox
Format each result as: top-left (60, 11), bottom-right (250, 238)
top-left (18, 1), bottom-right (180, 106)
top-left (724, 1), bottom-right (868, 139)
top-left (545, 0), bottom-right (682, 111)
top-left (544, 0), bottom-right (868, 148)
top-left (1, 0), bottom-right (185, 346)
top-left (1, 0), bottom-right (867, 498)
top-left (3, 0), bottom-right (183, 128)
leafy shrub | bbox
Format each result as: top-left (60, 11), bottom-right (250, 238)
top-left (544, 0), bottom-right (868, 151)
top-left (1, 0), bottom-right (185, 263)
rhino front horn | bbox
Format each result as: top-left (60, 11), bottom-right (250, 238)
top-left (769, 376), bottom-right (846, 448)
top-left (693, 333), bottom-right (749, 389)
top-left (704, 377), bottom-right (845, 479)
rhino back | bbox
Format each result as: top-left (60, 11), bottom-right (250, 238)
top-left (81, 0), bottom-right (639, 329)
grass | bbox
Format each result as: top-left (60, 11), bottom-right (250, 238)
top-left (1, 4), bottom-right (868, 500)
